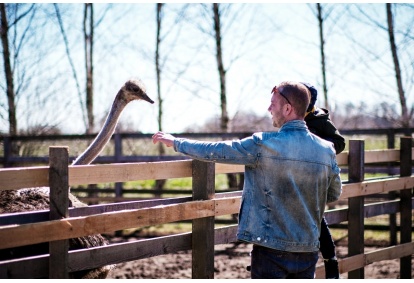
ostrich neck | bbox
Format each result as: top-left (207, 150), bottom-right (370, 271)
top-left (72, 94), bottom-right (127, 165)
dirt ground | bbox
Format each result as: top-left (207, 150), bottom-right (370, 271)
top-left (106, 235), bottom-right (414, 279)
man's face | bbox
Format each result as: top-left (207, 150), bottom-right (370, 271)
top-left (268, 91), bottom-right (286, 128)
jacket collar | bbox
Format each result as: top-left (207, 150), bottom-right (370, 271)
top-left (279, 120), bottom-right (307, 131)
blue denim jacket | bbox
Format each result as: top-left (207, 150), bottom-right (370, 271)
top-left (173, 120), bottom-right (342, 252)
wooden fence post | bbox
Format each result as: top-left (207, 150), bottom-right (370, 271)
top-left (387, 131), bottom-right (397, 245)
top-left (348, 140), bottom-right (365, 279)
top-left (191, 160), bottom-right (215, 279)
top-left (49, 146), bottom-right (69, 279)
top-left (399, 137), bottom-right (412, 279)
top-left (114, 133), bottom-right (123, 199)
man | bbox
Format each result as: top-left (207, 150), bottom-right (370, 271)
top-left (152, 81), bottom-right (342, 279)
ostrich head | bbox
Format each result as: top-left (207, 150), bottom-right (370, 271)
top-left (72, 78), bottom-right (154, 166)
top-left (119, 78), bottom-right (154, 105)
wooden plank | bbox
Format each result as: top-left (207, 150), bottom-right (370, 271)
top-left (316, 242), bottom-right (414, 278)
top-left (69, 232), bottom-right (193, 273)
top-left (0, 191), bottom-right (240, 226)
top-left (365, 149), bottom-right (400, 164)
top-left (364, 199), bottom-right (400, 218)
top-left (68, 160), bottom-right (193, 185)
top-left (49, 148), bottom-right (69, 220)
top-left (325, 199), bottom-right (406, 226)
top-left (215, 163), bottom-right (244, 174)
top-left (315, 254), bottom-right (365, 279)
top-left (214, 197), bottom-right (240, 216)
top-left (336, 152), bottom-right (348, 166)
top-left (0, 166), bottom-right (49, 190)
top-left (365, 242), bottom-right (414, 265)
top-left (324, 207), bottom-right (348, 224)
top-left (214, 225), bottom-right (238, 245)
top-left (348, 140), bottom-right (365, 279)
top-left (348, 140), bottom-right (364, 183)
top-left (0, 254), bottom-right (49, 279)
top-left (0, 200), bottom-right (214, 249)
top-left (48, 147), bottom-right (69, 279)
top-left (0, 197), bottom-right (242, 249)
top-left (399, 136), bottom-right (412, 279)
top-left (192, 160), bottom-right (215, 279)
top-left (0, 196), bottom-right (194, 225)
top-left (339, 176), bottom-right (414, 200)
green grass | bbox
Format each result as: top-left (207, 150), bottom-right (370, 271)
top-left (342, 134), bottom-right (407, 151)
top-left (94, 174), bottom-right (230, 191)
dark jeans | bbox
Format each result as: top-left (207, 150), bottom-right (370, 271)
top-left (319, 216), bottom-right (336, 259)
top-left (251, 245), bottom-right (319, 279)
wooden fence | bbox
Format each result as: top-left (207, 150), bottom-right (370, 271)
top-left (0, 137), bottom-right (413, 279)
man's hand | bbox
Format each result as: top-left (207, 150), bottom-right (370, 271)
top-left (152, 131), bottom-right (176, 147)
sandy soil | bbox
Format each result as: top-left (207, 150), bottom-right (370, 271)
top-left (106, 235), bottom-right (414, 279)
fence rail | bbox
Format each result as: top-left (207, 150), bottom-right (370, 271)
top-left (0, 137), bottom-right (413, 279)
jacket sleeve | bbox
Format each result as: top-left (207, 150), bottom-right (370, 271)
top-left (327, 158), bottom-right (342, 203)
top-left (173, 137), bottom-right (258, 166)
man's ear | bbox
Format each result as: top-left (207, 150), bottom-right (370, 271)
top-left (284, 103), bottom-right (293, 116)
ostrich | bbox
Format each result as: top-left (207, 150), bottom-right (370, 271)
top-left (0, 78), bottom-right (154, 278)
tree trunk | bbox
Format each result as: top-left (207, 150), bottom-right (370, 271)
top-left (317, 3), bottom-right (329, 110)
top-left (212, 4), bottom-right (238, 190)
top-left (0, 4), bottom-right (17, 136)
top-left (386, 3), bottom-right (409, 127)
top-left (213, 3), bottom-right (229, 133)
top-left (156, 3), bottom-right (164, 136)
top-left (84, 3), bottom-right (94, 134)
top-left (155, 3), bottom-right (166, 194)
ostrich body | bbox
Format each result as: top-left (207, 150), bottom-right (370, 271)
top-left (0, 78), bottom-right (154, 278)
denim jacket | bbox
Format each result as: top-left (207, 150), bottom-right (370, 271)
top-left (173, 120), bottom-right (342, 252)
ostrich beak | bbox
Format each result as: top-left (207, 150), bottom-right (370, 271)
top-left (141, 93), bottom-right (155, 104)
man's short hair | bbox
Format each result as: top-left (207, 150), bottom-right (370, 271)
top-left (276, 81), bottom-right (311, 117)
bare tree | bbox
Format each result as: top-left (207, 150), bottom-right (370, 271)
top-left (152, 3), bottom-right (191, 191)
top-left (211, 4), bottom-right (238, 189)
top-left (154, 3), bottom-right (166, 193)
top-left (316, 3), bottom-right (329, 109)
top-left (54, 3), bottom-right (111, 134)
top-left (0, 3), bottom-right (17, 135)
top-left (202, 4), bottom-right (249, 189)
top-left (196, 3), bottom-right (254, 133)
top-left (84, 3), bottom-right (94, 133)
top-left (343, 3), bottom-right (413, 128)
top-left (0, 4), bottom-right (35, 136)
top-left (212, 3), bottom-right (229, 132)
top-left (308, 3), bottom-right (345, 110)
top-left (386, 3), bottom-right (410, 127)
top-left (155, 4), bottom-right (164, 136)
